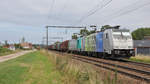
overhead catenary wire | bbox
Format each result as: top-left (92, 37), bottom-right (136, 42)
top-left (58, 0), bottom-right (69, 17)
top-left (76, 0), bottom-right (112, 24)
top-left (85, 0), bottom-right (105, 15)
top-left (45, 0), bottom-right (150, 29)
top-left (47, 0), bottom-right (56, 21)
top-left (99, 0), bottom-right (150, 24)
top-left (45, 0), bottom-right (56, 48)
top-left (60, 0), bottom-right (70, 35)
top-left (45, 0), bottom-right (56, 27)
top-left (83, 0), bottom-right (111, 18)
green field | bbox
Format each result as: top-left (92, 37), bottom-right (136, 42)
top-left (0, 51), bottom-right (62, 84)
top-left (0, 51), bottom-right (105, 84)
top-left (0, 47), bottom-right (14, 56)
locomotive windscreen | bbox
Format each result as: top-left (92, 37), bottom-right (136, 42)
top-left (112, 29), bottom-right (131, 39)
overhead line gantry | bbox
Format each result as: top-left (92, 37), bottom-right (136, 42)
top-left (45, 25), bottom-right (86, 50)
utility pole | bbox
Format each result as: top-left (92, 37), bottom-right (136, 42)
top-left (46, 26), bottom-right (48, 50)
top-left (41, 37), bottom-right (45, 48)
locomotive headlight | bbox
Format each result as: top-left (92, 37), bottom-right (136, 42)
top-left (114, 46), bottom-right (119, 48)
top-left (128, 46), bottom-right (132, 48)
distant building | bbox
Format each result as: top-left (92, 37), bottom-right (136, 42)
top-left (3, 45), bottom-right (9, 49)
top-left (21, 37), bottom-right (25, 43)
top-left (144, 36), bottom-right (150, 40)
top-left (21, 42), bottom-right (32, 49)
top-left (9, 44), bottom-right (16, 51)
top-left (134, 40), bottom-right (150, 55)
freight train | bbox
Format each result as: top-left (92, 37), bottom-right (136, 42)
top-left (49, 28), bottom-right (135, 58)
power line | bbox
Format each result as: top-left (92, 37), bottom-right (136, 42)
top-left (46, 25), bottom-right (86, 28)
top-left (83, 0), bottom-right (107, 17)
top-left (100, 0), bottom-right (150, 24)
top-left (77, 0), bottom-right (112, 24)
top-left (47, 0), bottom-right (56, 21)
top-left (58, 0), bottom-right (69, 17)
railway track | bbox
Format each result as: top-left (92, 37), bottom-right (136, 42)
top-left (71, 55), bottom-right (150, 83)
top-left (52, 51), bottom-right (150, 83)
top-left (122, 60), bottom-right (150, 68)
top-left (110, 58), bottom-right (150, 68)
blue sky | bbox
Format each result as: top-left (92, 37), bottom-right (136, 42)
top-left (0, 0), bottom-right (150, 44)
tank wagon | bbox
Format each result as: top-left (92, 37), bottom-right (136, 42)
top-left (49, 28), bottom-right (135, 58)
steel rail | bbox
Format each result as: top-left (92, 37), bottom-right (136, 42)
top-left (73, 57), bottom-right (150, 83)
top-left (122, 60), bottom-right (150, 68)
top-left (51, 51), bottom-right (150, 82)
top-left (112, 58), bottom-right (150, 68)
top-left (75, 56), bottom-right (150, 75)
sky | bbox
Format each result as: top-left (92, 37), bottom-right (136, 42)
top-left (0, 0), bottom-right (150, 44)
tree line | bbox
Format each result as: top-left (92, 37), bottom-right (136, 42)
top-left (132, 28), bottom-right (150, 40)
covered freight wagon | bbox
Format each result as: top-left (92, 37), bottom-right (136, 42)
top-left (60, 40), bottom-right (69, 52)
top-left (68, 39), bottom-right (77, 51)
top-left (52, 44), bottom-right (56, 50)
top-left (56, 42), bottom-right (61, 51)
top-left (48, 45), bottom-right (53, 50)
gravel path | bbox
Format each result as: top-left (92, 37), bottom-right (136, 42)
top-left (0, 50), bottom-right (34, 62)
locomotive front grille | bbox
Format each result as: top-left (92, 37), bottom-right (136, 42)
top-left (113, 49), bottom-right (135, 55)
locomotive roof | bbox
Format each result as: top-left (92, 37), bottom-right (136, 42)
top-left (112, 29), bottom-right (130, 32)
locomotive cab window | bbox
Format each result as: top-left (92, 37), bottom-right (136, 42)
top-left (106, 33), bottom-right (108, 39)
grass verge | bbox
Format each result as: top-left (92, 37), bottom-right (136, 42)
top-left (0, 47), bottom-right (13, 56)
top-left (0, 51), bottom-right (62, 84)
top-left (0, 50), bottom-right (105, 84)
top-left (44, 51), bottom-right (121, 84)
top-left (0, 48), bottom-right (21, 56)
top-left (47, 51), bottom-right (148, 84)
top-left (129, 54), bottom-right (150, 64)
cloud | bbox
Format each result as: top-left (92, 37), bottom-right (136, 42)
top-left (0, 0), bottom-right (150, 43)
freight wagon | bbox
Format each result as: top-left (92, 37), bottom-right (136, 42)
top-left (56, 42), bottom-right (61, 51)
top-left (60, 40), bottom-right (69, 52)
top-left (68, 39), bottom-right (77, 53)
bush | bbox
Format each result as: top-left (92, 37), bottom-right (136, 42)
top-left (0, 47), bottom-right (13, 56)
top-left (130, 54), bottom-right (150, 63)
top-left (43, 51), bottom-right (103, 84)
